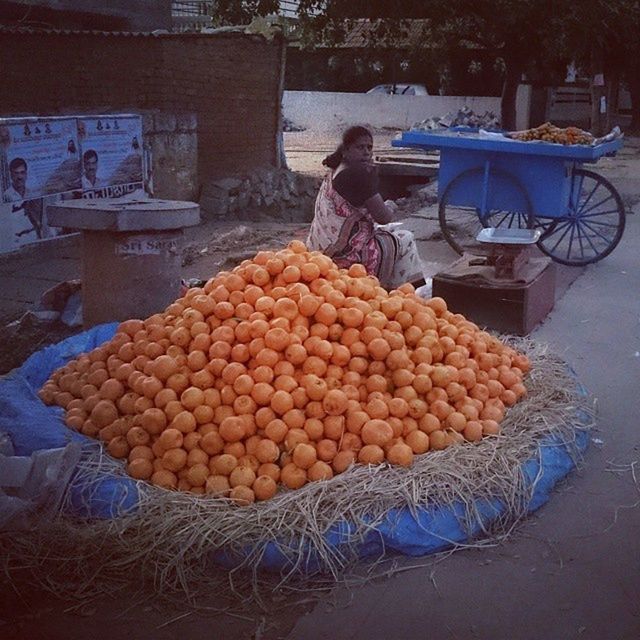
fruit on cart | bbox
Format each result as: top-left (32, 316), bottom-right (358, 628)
top-left (511, 122), bottom-right (593, 145)
top-left (39, 242), bottom-right (531, 502)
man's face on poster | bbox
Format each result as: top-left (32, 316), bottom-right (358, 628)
top-left (85, 155), bottom-right (98, 181)
top-left (10, 163), bottom-right (27, 190)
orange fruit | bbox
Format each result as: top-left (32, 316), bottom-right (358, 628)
top-left (340, 307), bottom-right (364, 328)
top-left (264, 418), bottom-right (288, 443)
top-left (315, 303), bottom-right (338, 326)
top-left (367, 338), bottom-right (391, 361)
top-left (270, 389), bottom-right (294, 415)
top-left (425, 297), bottom-right (447, 316)
top-left (322, 389), bottom-right (348, 416)
top-left (300, 262), bottom-right (321, 282)
top-left (251, 382), bottom-right (275, 406)
top-left (304, 418), bottom-right (324, 441)
top-left (285, 343), bottom-right (307, 366)
top-left (282, 265), bottom-right (301, 283)
top-left (347, 263), bottom-right (367, 277)
top-left (219, 416), bottom-right (246, 442)
top-left (264, 328), bottom-right (290, 351)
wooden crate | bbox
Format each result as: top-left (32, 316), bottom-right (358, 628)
top-left (432, 261), bottom-right (556, 336)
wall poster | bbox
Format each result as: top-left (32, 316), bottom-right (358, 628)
top-left (0, 114), bottom-right (146, 254)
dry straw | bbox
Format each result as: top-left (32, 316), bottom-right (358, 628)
top-left (0, 338), bottom-right (594, 610)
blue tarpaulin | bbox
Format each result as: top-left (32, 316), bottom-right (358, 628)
top-left (0, 324), bottom-right (590, 569)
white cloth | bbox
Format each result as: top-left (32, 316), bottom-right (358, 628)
top-left (82, 175), bottom-right (103, 190)
top-left (3, 185), bottom-right (29, 203)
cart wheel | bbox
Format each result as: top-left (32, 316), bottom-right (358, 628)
top-left (438, 167), bottom-right (533, 255)
top-left (536, 169), bottom-right (625, 266)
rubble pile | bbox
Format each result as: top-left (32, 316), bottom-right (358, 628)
top-left (412, 107), bottom-right (501, 131)
top-left (199, 167), bottom-right (321, 222)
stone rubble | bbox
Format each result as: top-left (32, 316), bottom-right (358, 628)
top-left (199, 166), bottom-right (321, 222)
top-left (412, 106), bottom-right (501, 131)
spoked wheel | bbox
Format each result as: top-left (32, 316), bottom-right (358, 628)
top-left (537, 169), bottom-right (625, 266)
top-left (438, 167), bottom-right (534, 255)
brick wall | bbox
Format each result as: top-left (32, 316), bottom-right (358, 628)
top-left (0, 30), bottom-right (282, 195)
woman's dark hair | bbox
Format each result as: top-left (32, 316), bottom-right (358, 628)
top-left (322, 125), bottom-right (373, 169)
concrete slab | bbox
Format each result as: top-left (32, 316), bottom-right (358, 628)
top-left (47, 199), bottom-right (200, 231)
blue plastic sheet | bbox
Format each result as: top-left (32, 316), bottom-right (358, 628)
top-left (0, 324), bottom-right (590, 569)
top-left (0, 323), bottom-right (139, 518)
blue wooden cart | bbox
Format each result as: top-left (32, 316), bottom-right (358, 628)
top-left (392, 129), bottom-right (625, 266)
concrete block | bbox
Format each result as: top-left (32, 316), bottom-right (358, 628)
top-left (47, 199), bottom-right (200, 232)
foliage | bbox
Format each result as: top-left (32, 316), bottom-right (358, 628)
top-left (213, 0), bottom-right (640, 128)
top-left (209, 0), bottom-right (280, 26)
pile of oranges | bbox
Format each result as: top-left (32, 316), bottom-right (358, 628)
top-left (39, 241), bottom-right (530, 505)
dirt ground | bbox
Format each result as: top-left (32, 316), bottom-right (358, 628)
top-left (1, 130), bottom-right (639, 640)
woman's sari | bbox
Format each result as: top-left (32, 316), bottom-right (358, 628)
top-left (307, 173), bottom-right (422, 289)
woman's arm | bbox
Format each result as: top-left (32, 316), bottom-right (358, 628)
top-left (364, 193), bottom-right (398, 225)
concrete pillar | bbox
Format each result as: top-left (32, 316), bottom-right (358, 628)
top-left (515, 84), bottom-right (533, 131)
top-left (47, 199), bottom-right (200, 328)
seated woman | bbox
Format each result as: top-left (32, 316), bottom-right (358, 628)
top-left (306, 125), bottom-right (424, 290)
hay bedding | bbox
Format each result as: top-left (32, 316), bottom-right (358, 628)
top-left (0, 335), bottom-right (593, 610)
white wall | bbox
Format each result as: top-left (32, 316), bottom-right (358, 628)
top-left (283, 91), bottom-right (502, 131)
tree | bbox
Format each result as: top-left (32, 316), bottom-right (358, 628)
top-left (214, 0), bottom-right (640, 132)
top-left (558, 0), bottom-right (640, 133)
top-left (209, 0), bottom-right (280, 25)
top-left (294, 0), bottom-right (566, 129)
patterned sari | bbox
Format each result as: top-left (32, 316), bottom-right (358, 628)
top-left (306, 172), bottom-right (423, 289)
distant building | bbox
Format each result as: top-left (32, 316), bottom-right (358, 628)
top-left (170, 1), bottom-right (214, 32)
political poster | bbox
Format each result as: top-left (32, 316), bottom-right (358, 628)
top-left (78, 115), bottom-right (144, 199)
top-left (0, 114), bottom-right (148, 254)
top-left (0, 117), bottom-right (81, 203)
top-left (0, 117), bottom-right (80, 252)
